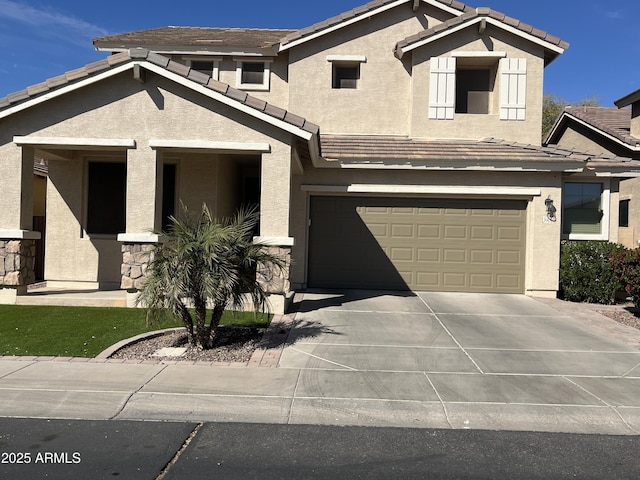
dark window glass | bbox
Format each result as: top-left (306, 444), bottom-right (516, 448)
top-left (456, 69), bottom-right (490, 114)
top-left (241, 62), bottom-right (265, 85)
top-left (332, 65), bottom-right (359, 89)
top-left (563, 182), bottom-right (603, 235)
top-left (162, 164), bottom-right (177, 232)
top-left (190, 61), bottom-right (214, 76)
top-left (87, 162), bottom-right (126, 235)
top-left (619, 199), bottom-right (630, 228)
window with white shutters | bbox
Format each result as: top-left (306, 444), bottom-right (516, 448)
top-left (500, 58), bottom-right (527, 121)
top-left (429, 57), bottom-right (456, 120)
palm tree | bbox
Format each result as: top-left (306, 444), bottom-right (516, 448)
top-left (136, 203), bottom-right (285, 349)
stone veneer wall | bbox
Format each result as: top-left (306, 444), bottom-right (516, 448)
top-left (257, 246), bottom-right (292, 295)
top-left (0, 240), bottom-right (36, 287)
top-left (120, 243), bottom-right (154, 290)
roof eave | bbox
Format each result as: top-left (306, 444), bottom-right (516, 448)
top-left (614, 88), bottom-right (640, 109)
top-left (396, 15), bottom-right (567, 61)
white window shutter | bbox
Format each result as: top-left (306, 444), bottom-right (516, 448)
top-left (500, 58), bottom-right (527, 121)
top-left (429, 57), bottom-right (456, 120)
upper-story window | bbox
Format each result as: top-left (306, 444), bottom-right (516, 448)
top-left (455, 69), bottom-right (491, 114)
top-left (429, 53), bottom-right (526, 121)
top-left (235, 59), bottom-right (272, 91)
top-left (327, 55), bottom-right (367, 90)
top-left (187, 58), bottom-right (220, 80)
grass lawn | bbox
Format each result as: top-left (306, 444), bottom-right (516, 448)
top-left (0, 305), bottom-right (272, 358)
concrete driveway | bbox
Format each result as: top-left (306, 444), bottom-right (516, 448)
top-left (279, 290), bottom-right (640, 434)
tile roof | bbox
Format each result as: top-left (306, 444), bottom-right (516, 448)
top-left (279, 0), bottom-right (473, 47)
top-left (320, 135), bottom-right (624, 165)
top-left (394, 7), bottom-right (568, 61)
top-left (33, 159), bottom-right (48, 175)
top-left (0, 49), bottom-right (319, 137)
top-left (563, 106), bottom-right (639, 147)
top-left (94, 27), bottom-right (295, 51)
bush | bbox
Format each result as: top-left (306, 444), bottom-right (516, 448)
top-left (559, 241), bottom-right (625, 304)
top-left (610, 248), bottom-right (640, 307)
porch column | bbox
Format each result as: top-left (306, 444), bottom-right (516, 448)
top-left (256, 142), bottom-right (294, 313)
top-left (118, 144), bottom-right (162, 303)
top-left (0, 144), bottom-right (40, 303)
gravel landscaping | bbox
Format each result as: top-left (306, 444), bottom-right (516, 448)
top-left (109, 326), bottom-right (266, 363)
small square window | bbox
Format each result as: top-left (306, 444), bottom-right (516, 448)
top-left (619, 199), bottom-right (630, 228)
top-left (332, 64), bottom-right (359, 89)
top-left (241, 62), bottom-right (265, 85)
top-left (236, 60), bottom-right (270, 90)
top-left (190, 60), bottom-right (215, 76)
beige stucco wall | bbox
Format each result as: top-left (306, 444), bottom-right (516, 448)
top-left (290, 168), bottom-right (563, 297)
top-left (0, 71), bottom-right (296, 286)
top-left (288, 3), bottom-right (453, 135)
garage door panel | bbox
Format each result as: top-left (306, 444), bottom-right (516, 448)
top-left (309, 197), bottom-right (526, 293)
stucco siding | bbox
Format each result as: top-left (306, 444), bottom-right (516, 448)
top-left (288, 4), bottom-right (453, 135)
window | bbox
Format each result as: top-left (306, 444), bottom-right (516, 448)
top-left (187, 59), bottom-right (219, 80)
top-left (235, 60), bottom-right (271, 90)
top-left (429, 55), bottom-right (526, 120)
top-left (327, 55), bottom-right (366, 90)
top-left (619, 199), bottom-right (630, 228)
top-left (86, 162), bottom-right (126, 235)
top-left (161, 164), bottom-right (177, 232)
top-left (332, 64), bottom-right (360, 89)
top-left (563, 182), bottom-right (608, 239)
top-left (455, 69), bottom-right (490, 114)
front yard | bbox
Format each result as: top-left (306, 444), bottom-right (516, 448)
top-left (0, 305), bottom-right (271, 357)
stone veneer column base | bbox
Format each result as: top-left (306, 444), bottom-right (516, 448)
top-left (0, 239), bottom-right (36, 303)
top-left (120, 243), bottom-right (155, 291)
top-left (258, 246), bottom-right (293, 315)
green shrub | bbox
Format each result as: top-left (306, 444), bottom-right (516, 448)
top-left (559, 241), bottom-right (625, 304)
top-left (610, 248), bottom-right (640, 307)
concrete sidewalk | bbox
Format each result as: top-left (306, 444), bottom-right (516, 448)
top-left (1, 291), bottom-right (640, 435)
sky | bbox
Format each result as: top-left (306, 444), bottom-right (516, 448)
top-left (0, 0), bottom-right (638, 106)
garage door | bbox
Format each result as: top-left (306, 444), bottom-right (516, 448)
top-left (308, 196), bottom-right (526, 293)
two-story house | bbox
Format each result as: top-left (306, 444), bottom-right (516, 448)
top-left (2, 0), bottom-right (639, 312)
top-left (546, 90), bottom-right (640, 249)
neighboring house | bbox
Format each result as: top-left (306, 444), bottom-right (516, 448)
top-left (545, 92), bottom-right (640, 249)
top-left (2, 0), bottom-right (640, 312)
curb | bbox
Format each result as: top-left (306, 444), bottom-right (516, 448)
top-left (95, 327), bottom-right (184, 360)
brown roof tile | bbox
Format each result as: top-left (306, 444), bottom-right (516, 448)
top-left (564, 106), bottom-right (640, 147)
top-left (319, 135), bottom-right (622, 165)
top-left (94, 27), bottom-right (294, 51)
top-left (395, 8), bottom-right (569, 60)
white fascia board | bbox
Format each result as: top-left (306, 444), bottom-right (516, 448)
top-left (301, 184), bottom-right (542, 197)
top-left (563, 114), bottom-right (640, 152)
top-left (451, 50), bottom-right (506, 58)
top-left (141, 62), bottom-right (313, 141)
top-left (253, 236), bottom-right (295, 246)
top-left (117, 233), bottom-right (164, 243)
top-left (399, 16), bottom-right (565, 58)
top-left (278, 0), bottom-right (407, 52)
top-left (0, 63), bottom-right (132, 121)
top-left (0, 230), bottom-right (41, 240)
top-left (14, 136), bottom-right (136, 149)
top-left (326, 55), bottom-right (367, 63)
top-left (422, 0), bottom-right (467, 16)
top-left (149, 139), bottom-right (271, 153)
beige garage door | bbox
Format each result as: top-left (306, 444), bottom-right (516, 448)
top-left (308, 196), bottom-right (526, 293)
